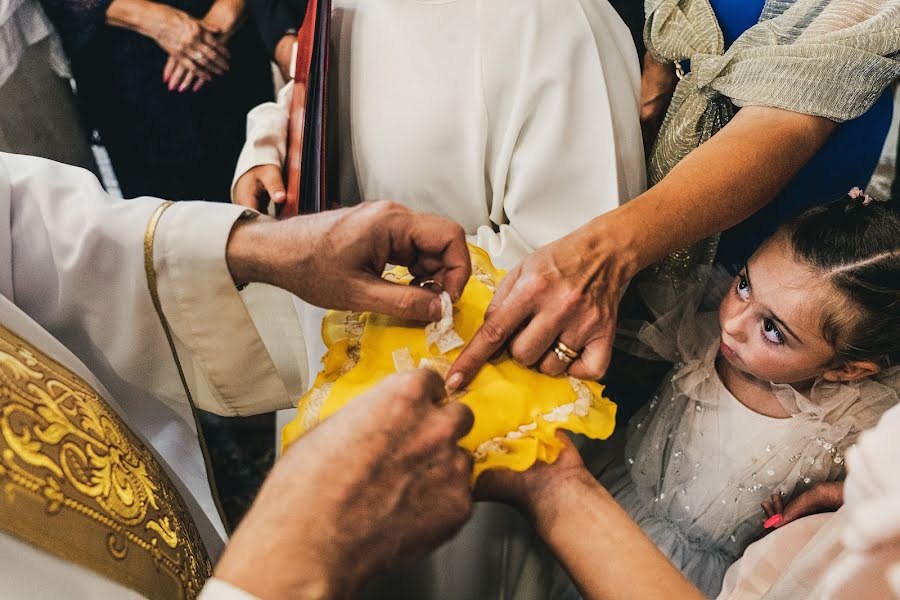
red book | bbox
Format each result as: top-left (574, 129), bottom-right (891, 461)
top-left (282, 0), bottom-right (331, 216)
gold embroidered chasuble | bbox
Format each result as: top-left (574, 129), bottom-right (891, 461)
top-left (0, 323), bottom-right (212, 599)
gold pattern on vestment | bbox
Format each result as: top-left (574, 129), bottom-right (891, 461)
top-left (0, 324), bottom-right (212, 599)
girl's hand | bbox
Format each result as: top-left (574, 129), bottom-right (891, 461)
top-left (761, 481), bottom-right (845, 530)
top-left (474, 433), bottom-right (588, 519)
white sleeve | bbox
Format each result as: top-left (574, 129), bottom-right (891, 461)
top-left (231, 81), bottom-right (294, 201)
top-left (476, 0), bottom-right (646, 270)
top-left (198, 578), bottom-right (261, 600)
top-left (4, 152), bottom-right (303, 417)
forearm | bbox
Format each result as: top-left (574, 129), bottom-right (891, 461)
top-left (599, 106), bottom-right (837, 276)
top-left (530, 473), bottom-right (703, 600)
top-left (105, 0), bottom-right (168, 37)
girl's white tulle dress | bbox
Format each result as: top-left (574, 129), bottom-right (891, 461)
top-left (555, 274), bottom-right (900, 598)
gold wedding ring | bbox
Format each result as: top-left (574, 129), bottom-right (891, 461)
top-left (553, 340), bottom-right (580, 365)
top-left (418, 279), bottom-right (444, 293)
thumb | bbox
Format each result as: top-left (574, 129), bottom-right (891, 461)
top-left (259, 166), bottom-right (287, 205)
top-left (354, 276), bottom-right (442, 322)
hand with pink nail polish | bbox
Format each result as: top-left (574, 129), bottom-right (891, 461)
top-left (761, 481), bottom-right (844, 532)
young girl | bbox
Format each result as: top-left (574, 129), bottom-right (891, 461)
top-left (590, 192), bottom-right (900, 598)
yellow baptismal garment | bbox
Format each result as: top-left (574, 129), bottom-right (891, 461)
top-left (283, 246), bottom-right (617, 480)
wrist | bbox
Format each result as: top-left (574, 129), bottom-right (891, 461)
top-left (226, 216), bottom-right (274, 287)
top-left (204, 0), bottom-right (243, 34)
top-left (225, 215), bottom-right (315, 290)
top-left (581, 211), bottom-right (642, 285)
top-left (523, 467), bottom-right (601, 533)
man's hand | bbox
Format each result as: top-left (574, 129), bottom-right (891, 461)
top-left (232, 164), bottom-right (287, 213)
top-left (226, 201), bottom-right (471, 322)
top-left (761, 481), bottom-right (845, 530)
top-left (214, 370), bottom-right (475, 599)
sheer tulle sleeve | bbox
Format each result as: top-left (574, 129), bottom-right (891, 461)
top-left (617, 266), bottom-right (732, 363)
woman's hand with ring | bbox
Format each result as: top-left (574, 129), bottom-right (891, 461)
top-left (448, 218), bottom-right (638, 390)
top-left (154, 7), bottom-right (230, 90)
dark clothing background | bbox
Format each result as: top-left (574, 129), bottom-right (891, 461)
top-left (247, 0), bottom-right (644, 61)
top-left (249, 0), bottom-right (307, 55)
top-left (41, 0), bottom-right (273, 202)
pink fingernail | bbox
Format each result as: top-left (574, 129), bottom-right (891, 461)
top-left (764, 514), bottom-right (783, 529)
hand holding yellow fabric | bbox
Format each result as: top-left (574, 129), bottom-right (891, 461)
top-left (283, 246), bottom-right (617, 481)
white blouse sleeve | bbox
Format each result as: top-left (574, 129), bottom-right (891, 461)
top-left (3, 153), bottom-right (303, 417)
top-left (230, 81), bottom-right (294, 202)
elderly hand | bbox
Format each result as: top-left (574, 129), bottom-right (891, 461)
top-left (227, 201), bottom-right (471, 322)
top-left (155, 7), bottom-right (230, 92)
top-left (447, 219), bottom-right (637, 391)
top-left (215, 369), bottom-right (475, 598)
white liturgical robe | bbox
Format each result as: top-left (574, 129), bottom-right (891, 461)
top-left (0, 152), bottom-right (305, 598)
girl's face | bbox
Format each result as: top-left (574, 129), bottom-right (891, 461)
top-left (718, 235), bottom-right (839, 385)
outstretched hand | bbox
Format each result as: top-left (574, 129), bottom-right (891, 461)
top-left (226, 201), bottom-right (471, 322)
top-left (447, 221), bottom-right (636, 391)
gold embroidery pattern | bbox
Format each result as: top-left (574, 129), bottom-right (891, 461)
top-left (0, 325), bottom-right (211, 599)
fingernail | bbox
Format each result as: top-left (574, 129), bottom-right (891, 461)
top-left (179, 82), bottom-right (188, 92)
top-left (168, 81), bottom-right (175, 91)
top-left (446, 373), bottom-right (463, 392)
top-left (273, 191), bottom-right (286, 200)
top-left (163, 73), bottom-right (168, 82)
top-left (764, 514), bottom-right (783, 529)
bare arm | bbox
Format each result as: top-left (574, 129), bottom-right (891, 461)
top-left (476, 438), bottom-right (704, 600)
top-left (448, 106), bottom-right (837, 389)
top-left (534, 473), bottom-right (704, 600)
top-left (617, 105), bottom-right (837, 269)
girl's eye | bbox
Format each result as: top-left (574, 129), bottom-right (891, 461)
top-left (763, 319), bottom-right (784, 344)
top-left (736, 274), bottom-right (750, 300)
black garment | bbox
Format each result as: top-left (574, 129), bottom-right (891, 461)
top-left (41, 0), bottom-right (273, 202)
top-left (248, 0), bottom-right (308, 56)
top-left (608, 0), bottom-right (645, 59)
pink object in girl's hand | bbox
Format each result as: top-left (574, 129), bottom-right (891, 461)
top-left (764, 514), bottom-right (783, 529)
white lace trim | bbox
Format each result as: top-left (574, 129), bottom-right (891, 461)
top-left (472, 377), bottom-right (595, 462)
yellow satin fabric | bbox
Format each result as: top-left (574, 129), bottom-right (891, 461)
top-left (282, 245), bottom-right (616, 480)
